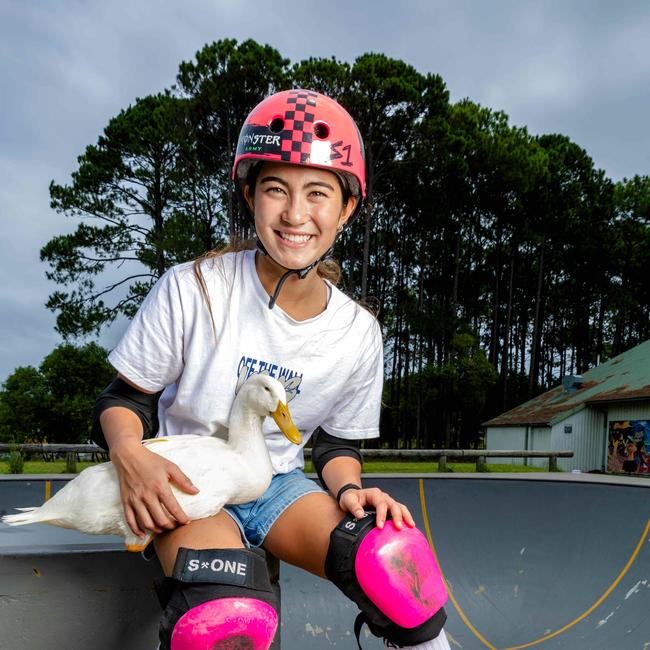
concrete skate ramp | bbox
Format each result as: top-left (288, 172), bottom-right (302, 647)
top-left (280, 474), bottom-right (650, 649)
top-left (1, 474), bottom-right (649, 649)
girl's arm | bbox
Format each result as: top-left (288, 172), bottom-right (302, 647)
top-left (98, 377), bottom-right (199, 539)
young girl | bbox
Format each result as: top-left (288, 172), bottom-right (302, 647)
top-left (94, 89), bottom-right (450, 650)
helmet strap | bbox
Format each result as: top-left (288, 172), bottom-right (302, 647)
top-left (255, 235), bottom-right (334, 310)
top-left (267, 268), bottom-right (302, 310)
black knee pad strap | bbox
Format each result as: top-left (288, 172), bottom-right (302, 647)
top-left (325, 512), bottom-right (446, 648)
top-left (156, 548), bottom-right (278, 650)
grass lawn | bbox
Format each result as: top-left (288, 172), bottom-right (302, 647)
top-left (0, 458), bottom-right (549, 475)
top-left (0, 460), bottom-right (100, 474)
top-left (306, 460), bottom-right (547, 473)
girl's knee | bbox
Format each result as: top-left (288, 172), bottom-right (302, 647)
top-left (155, 512), bottom-right (244, 575)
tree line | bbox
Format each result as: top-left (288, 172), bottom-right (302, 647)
top-left (5, 38), bottom-right (649, 448)
top-left (0, 343), bottom-right (113, 444)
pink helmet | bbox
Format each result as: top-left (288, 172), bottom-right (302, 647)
top-left (233, 89), bottom-right (366, 211)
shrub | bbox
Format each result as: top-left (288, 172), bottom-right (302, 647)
top-left (7, 444), bottom-right (24, 474)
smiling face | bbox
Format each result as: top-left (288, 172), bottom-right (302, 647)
top-left (244, 162), bottom-right (356, 272)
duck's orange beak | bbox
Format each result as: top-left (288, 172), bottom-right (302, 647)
top-left (272, 401), bottom-right (302, 445)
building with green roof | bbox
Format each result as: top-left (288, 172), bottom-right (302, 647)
top-left (483, 340), bottom-right (650, 473)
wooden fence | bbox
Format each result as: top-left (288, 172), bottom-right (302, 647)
top-left (305, 448), bottom-right (573, 471)
top-left (1, 444), bottom-right (573, 473)
top-left (0, 444), bottom-right (108, 473)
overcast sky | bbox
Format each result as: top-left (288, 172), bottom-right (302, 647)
top-left (1, 0), bottom-right (649, 382)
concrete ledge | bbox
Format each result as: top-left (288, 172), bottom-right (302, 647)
top-left (355, 472), bottom-right (650, 487)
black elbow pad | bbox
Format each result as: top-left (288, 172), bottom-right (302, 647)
top-left (91, 377), bottom-right (161, 450)
top-left (311, 428), bottom-right (363, 486)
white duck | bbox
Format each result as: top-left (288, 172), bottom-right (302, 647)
top-left (1, 374), bottom-right (302, 551)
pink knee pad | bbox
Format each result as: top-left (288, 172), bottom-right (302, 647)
top-left (355, 522), bottom-right (448, 628)
top-left (171, 597), bottom-right (277, 650)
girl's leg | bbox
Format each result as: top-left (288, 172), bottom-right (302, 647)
top-left (153, 512), bottom-right (278, 650)
top-left (262, 491), bottom-right (343, 577)
top-left (263, 492), bottom-right (450, 650)
top-left (154, 511), bottom-right (244, 575)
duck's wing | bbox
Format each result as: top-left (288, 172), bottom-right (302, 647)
top-left (141, 436), bottom-right (272, 523)
top-left (142, 434), bottom-right (208, 449)
top-left (145, 436), bottom-right (229, 473)
top-left (143, 435), bottom-right (227, 457)
top-left (169, 452), bottom-right (240, 522)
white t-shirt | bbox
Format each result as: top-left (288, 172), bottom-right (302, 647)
top-left (108, 250), bottom-right (384, 474)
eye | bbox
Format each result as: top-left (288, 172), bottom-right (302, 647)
top-left (263, 386), bottom-right (271, 393)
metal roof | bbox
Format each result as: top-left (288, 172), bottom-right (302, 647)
top-left (484, 339), bottom-right (650, 427)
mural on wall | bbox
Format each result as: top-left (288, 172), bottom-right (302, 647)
top-left (608, 420), bottom-right (650, 473)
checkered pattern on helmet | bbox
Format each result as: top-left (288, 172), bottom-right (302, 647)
top-left (280, 90), bottom-right (318, 164)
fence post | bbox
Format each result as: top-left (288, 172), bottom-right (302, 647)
top-left (476, 455), bottom-right (488, 472)
top-left (548, 455), bottom-right (558, 472)
top-left (438, 454), bottom-right (448, 472)
top-left (65, 452), bottom-right (77, 474)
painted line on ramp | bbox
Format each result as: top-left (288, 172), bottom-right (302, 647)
top-left (419, 478), bottom-right (498, 650)
top-left (418, 478), bottom-right (650, 649)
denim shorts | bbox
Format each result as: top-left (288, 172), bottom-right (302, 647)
top-left (223, 468), bottom-right (326, 547)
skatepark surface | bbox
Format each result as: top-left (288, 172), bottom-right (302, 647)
top-left (1, 473), bottom-right (649, 649)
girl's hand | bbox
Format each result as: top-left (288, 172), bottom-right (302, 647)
top-left (110, 441), bottom-right (199, 539)
top-left (339, 487), bottom-right (415, 530)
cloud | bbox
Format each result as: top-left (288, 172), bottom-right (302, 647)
top-left (1, 0), bottom-right (650, 381)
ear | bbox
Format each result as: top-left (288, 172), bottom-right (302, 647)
top-left (337, 196), bottom-right (357, 231)
top-left (243, 185), bottom-right (255, 215)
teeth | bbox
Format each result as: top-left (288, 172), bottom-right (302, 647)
top-left (280, 232), bottom-right (311, 243)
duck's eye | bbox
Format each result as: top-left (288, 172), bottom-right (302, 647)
top-left (263, 387), bottom-right (271, 393)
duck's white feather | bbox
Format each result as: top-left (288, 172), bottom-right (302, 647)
top-left (1, 375), bottom-right (296, 550)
